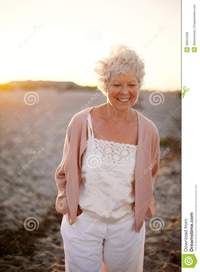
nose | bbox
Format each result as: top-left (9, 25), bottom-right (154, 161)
top-left (120, 84), bottom-right (129, 93)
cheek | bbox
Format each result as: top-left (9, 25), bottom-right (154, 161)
top-left (130, 90), bottom-right (139, 102)
top-left (132, 89), bottom-right (139, 97)
top-left (107, 88), bottom-right (119, 99)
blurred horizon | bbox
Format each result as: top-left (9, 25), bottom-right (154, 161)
top-left (0, 79), bottom-right (180, 92)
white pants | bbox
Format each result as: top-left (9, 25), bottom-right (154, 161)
top-left (60, 210), bottom-right (145, 272)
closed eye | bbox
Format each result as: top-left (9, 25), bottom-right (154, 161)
top-left (113, 84), bottom-right (121, 87)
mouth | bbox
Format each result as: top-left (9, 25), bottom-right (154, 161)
top-left (117, 97), bottom-right (131, 103)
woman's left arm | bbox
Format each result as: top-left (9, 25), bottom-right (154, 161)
top-left (151, 127), bottom-right (160, 180)
top-left (143, 127), bottom-right (161, 223)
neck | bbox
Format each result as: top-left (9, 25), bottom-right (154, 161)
top-left (103, 102), bottom-right (134, 122)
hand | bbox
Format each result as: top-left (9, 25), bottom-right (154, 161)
top-left (132, 220), bottom-right (144, 233)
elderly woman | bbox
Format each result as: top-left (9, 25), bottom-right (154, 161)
top-left (54, 45), bottom-right (160, 272)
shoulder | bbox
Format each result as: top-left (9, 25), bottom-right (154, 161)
top-left (137, 111), bottom-right (159, 138)
top-left (67, 107), bottom-right (91, 129)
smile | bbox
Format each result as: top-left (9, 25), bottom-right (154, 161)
top-left (117, 98), bottom-right (130, 103)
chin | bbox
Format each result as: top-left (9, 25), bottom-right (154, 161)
top-left (114, 103), bottom-right (131, 111)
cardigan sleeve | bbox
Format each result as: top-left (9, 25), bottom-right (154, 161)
top-left (54, 125), bottom-right (71, 214)
top-left (145, 127), bottom-right (160, 220)
top-left (151, 127), bottom-right (160, 180)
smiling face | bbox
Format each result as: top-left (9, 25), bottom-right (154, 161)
top-left (106, 72), bottom-right (140, 110)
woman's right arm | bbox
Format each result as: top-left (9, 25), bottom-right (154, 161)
top-left (54, 125), bottom-right (71, 214)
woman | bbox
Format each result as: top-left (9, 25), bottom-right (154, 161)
top-left (54, 45), bottom-right (160, 272)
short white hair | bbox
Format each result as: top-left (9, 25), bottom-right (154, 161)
top-left (94, 45), bottom-right (145, 95)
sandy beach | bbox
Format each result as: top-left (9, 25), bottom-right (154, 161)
top-left (0, 87), bottom-right (181, 271)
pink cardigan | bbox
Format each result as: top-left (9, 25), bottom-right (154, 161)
top-left (54, 106), bottom-right (160, 232)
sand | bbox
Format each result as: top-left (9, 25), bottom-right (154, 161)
top-left (0, 88), bottom-right (181, 271)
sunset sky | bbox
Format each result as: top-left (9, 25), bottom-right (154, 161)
top-left (0, 0), bottom-right (181, 90)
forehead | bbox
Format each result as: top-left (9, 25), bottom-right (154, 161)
top-left (110, 72), bottom-right (137, 82)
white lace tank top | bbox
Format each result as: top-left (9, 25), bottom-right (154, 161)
top-left (79, 112), bottom-right (137, 221)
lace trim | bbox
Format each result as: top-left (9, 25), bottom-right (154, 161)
top-left (94, 137), bottom-right (137, 148)
top-left (86, 138), bottom-right (137, 165)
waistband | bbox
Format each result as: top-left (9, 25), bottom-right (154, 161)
top-left (81, 209), bottom-right (134, 224)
